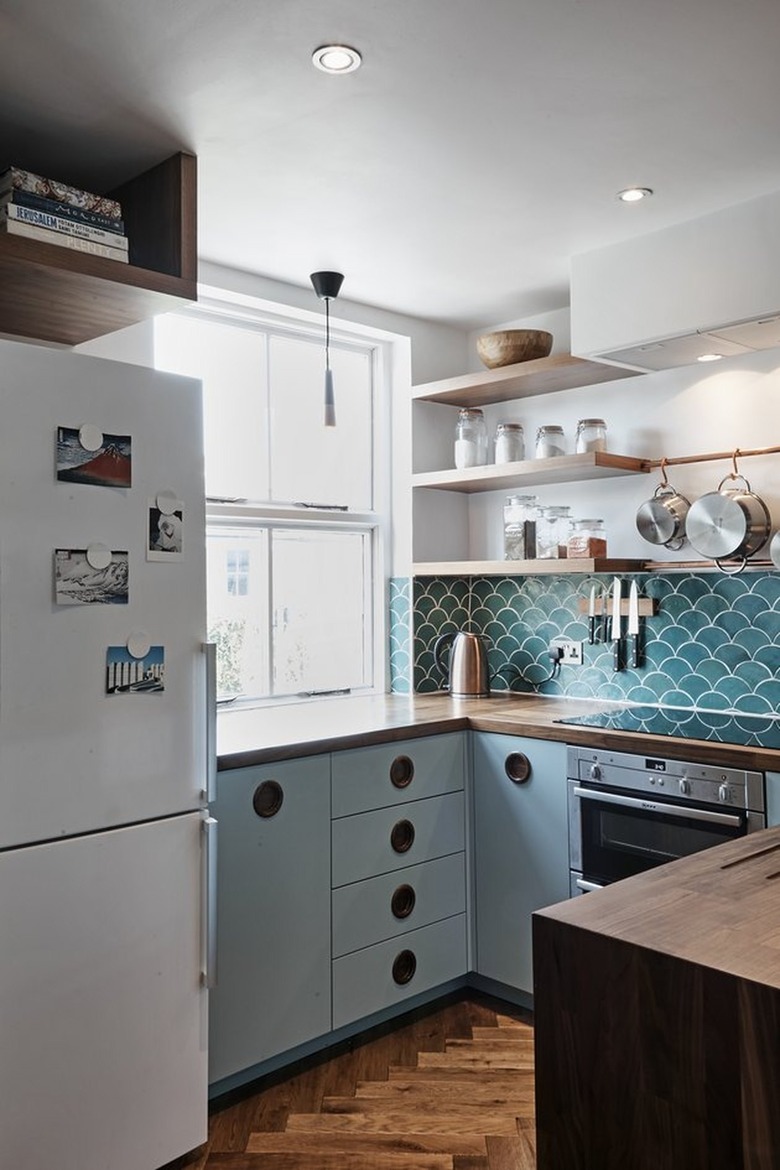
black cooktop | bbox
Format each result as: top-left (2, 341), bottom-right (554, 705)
top-left (554, 706), bottom-right (780, 750)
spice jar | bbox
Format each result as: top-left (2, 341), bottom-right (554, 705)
top-left (567, 518), bottom-right (607, 559)
top-left (575, 418), bottom-right (608, 453)
top-left (536, 505), bottom-right (572, 558)
top-left (494, 422), bottom-right (525, 464)
top-left (503, 494), bottom-right (538, 560)
top-left (535, 425), bottom-right (565, 459)
top-left (454, 407), bottom-right (488, 469)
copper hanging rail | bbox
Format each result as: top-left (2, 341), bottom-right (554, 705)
top-left (647, 444), bottom-right (780, 471)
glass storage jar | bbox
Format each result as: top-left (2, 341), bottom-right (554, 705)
top-left (567, 518), bottom-right (607, 559)
top-left (536, 505), bottom-right (572, 559)
top-left (454, 407), bottom-right (488, 469)
top-left (503, 494), bottom-right (538, 560)
top-left (535, 425), bottom-right (566, 459)
top-left (494, 421), bottom-right (525, 464)
top-left (575, 418), bottom-right (608, 453)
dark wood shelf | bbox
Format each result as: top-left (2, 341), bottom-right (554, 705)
top-left (0, 152), bottom-right (197, 346)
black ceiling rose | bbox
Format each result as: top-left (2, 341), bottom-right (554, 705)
top-left (310, 271), bottom-right (344, 301)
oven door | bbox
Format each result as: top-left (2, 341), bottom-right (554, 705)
top-left (568, 779), bottom-right (750, 888)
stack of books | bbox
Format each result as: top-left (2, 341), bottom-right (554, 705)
top-left (0, 165), bottom-right (129, 262)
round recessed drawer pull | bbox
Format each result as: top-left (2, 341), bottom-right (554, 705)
top-left (390, 818), bottom-right (415, 854)
top-left (391, 883), bottom-right (416, 920)
top-left (252, 779), bottom-right (284, 818)
top-left (389, 754), bottom-right (415, 789)
top-left (505, 751), bottom-right (532, 784)
top-left (392, 949), bottom-right (417, 985)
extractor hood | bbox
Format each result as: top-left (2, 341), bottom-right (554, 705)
top-left (570, 188), bottom-right (780, 371)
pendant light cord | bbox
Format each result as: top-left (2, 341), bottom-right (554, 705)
top-left (325, 296), bottom-right (331, 372)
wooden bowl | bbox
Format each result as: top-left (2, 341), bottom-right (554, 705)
top-left (476, 329), bottom-right (553, 369)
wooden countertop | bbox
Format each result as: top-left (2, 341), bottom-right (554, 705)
top-left (535, 825), bottom-right (780, 989)
top-left (217, 692), bottom-right (780, 772)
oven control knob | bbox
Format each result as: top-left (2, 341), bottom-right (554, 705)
top-left (589, 764), bottom-right (602, 781)
top-left (679, 778), bottom-right (691, 797)
top-left (719, 783), bottom-right (731, 803)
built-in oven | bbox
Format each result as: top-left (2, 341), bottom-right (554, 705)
top-left (567, 744), bottom-right (766, 896)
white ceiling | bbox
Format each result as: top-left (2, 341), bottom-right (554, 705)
top-left (3, 0), bottom-right (780, 329)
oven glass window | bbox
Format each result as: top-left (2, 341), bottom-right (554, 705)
top-left (580, 795), bottom-right (746, 885)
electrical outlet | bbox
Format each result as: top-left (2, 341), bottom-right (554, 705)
top-left (549, 638), bottom-right (583, 666)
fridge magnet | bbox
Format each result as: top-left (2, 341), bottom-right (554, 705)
top-left (54, 547), bottom-right (129, 605)
top-left (56, 425), bottom-right (132, 488)
top-left (147, 493), bottom-right (183, 561)
top-left (106, 644), bottom-right (165, 694)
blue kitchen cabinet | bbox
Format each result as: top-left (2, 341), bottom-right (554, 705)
top-left (472, 732), bottom-right (569, 995)
top-left (208, 755), bottom-right (331, 1086)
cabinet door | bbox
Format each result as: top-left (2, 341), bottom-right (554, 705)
top-left (473, 732), bottom-right (568, 994)
top-left (209, 756), bottom-right (331, 1085)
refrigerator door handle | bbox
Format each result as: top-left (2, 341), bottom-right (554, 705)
top-left (202, 641), bottom-right (217, 806)
top-left (201, 813), bottom-right (218, 988)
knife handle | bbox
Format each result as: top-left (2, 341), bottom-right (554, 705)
top-left (588, 615), bottom-right (595, 645)
top-left (631, 632), bottom-right (640, 669)
top-left (613, 638), bottom-right (623, 672)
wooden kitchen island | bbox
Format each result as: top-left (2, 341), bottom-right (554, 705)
top-left (533, 826), bottom-right (780, 1170)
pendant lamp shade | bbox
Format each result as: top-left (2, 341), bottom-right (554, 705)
top-left (310, 271), bottom-right (344, 428)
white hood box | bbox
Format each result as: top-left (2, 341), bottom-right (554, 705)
top-left (570, 189), bottom-right (780, 371)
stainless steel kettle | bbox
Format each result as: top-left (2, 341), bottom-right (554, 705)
top-left (433, 631), bottom-right (490, 697)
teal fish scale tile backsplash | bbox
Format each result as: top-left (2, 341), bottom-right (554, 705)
top-left (389, 572), bottom-right (780, 714)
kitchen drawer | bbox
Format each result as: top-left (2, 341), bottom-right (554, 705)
top-left (331, 732), bottom-right (465, 818)
top-left (331, 791), bottom-right (465, 887)
top-left (332, 913), bottom-right (467, 1029)
top-left (332, 851), bottom-right (466, 958)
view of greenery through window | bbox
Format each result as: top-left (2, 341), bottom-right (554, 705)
top-left (154, 305), bottom-right (383, 702)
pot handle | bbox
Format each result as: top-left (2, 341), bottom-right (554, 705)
top-left (715, 556), bottom-right (747, 576)
top-left (718, 472), bottom-right (752, 493)
top-left (433, 632), bottom-right (454, 687)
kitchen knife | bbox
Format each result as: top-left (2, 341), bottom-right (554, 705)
top-left (628, 579), bottom-right (641, 668)
top-left (588, 584), bottom-right (597, 644)
top-left (611, 576), bottom-right (623, 671)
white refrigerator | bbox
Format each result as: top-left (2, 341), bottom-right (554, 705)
top-left (0, 339), bottom-right (213, 1169)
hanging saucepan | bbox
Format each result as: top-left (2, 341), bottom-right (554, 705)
top-left (685, 473), bottom-right (771, 573)
top-left (635, 483), bottom-right (691, 550)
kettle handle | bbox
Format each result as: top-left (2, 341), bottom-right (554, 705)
top-left (433, 632), bottom-right (455, 687)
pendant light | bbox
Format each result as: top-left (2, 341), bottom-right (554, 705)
top-left (310, 270), bottom-right (344, 427)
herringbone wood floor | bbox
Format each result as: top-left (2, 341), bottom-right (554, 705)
top-left (184, 996), bottom-right (536, 1170)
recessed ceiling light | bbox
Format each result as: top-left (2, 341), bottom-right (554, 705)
top-left (617, 187), bottom-right (653, 203)
top-left (312, 44), bottom-right (362, 74)
top-left (697, 352), bottom-right (724, 363)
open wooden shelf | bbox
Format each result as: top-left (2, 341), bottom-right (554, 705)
top-left (0, 152), bottom-right (197, 345)
top-left (412, 558), bottom-right (647, 577)
top-left (412, 353), bottom-right (640, 407)
top-left (413, 451), bottom-right (650, 493)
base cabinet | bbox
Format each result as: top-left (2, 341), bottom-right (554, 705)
top-left (472, 732), bottom-right (569, 994)
top-left (208, 756), bottom-right (331, 1084)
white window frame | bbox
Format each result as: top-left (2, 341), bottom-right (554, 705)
top-left (155, 294), bottom-right (392, 707)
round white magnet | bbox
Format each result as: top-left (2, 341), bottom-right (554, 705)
top-left (85, 543), bottom-right (112, 570)
top-left (156, 491), bottom-right (179, 515)
top-left (126, 631), bottom-right (151, 660)
top-left (78, 424), bottom-right (104, 452)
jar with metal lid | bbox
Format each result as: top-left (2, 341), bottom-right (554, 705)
top-left (567, 518), bottom-right (607, 559)
top-left (454, 407), bottom-right (488, 469)
top-left (535, 425), bottom-right (565, 459)
top-left (536, 505), bottom-right (572, 558)
top-left (494, 421), bottom-right (525, 464)
top-left (503, 494), bottom-right (538, 560)
top-left (575, 418), bottom-right (607, 453)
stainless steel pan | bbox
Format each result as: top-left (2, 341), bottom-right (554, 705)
top-left (685, 473), bottom-right (771, 572)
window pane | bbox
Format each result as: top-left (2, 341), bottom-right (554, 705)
top-left (271, 529), bottom-right (371, 695)
top-left (155, 314), bottom-right (268, 500)
top-left (269, 335), bottom-right (373, 509)
top-left (207, 529), bottom-right (269, 698)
